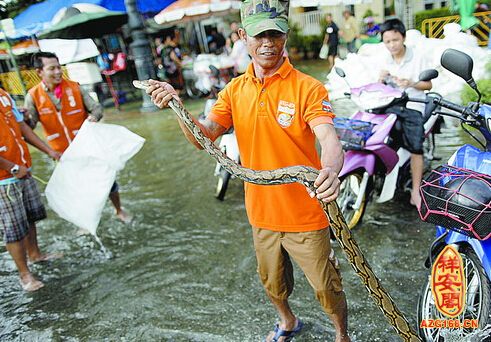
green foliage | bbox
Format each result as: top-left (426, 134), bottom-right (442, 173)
top-left (287, 24), bottom-right (324, 59)
top-left (362, 9), bottom-right (377, 18)
top-left (384, 1), bottom-right (395, 17)
top-left (461, 62), bottom-right (491, 104)
top-left (461, 79), bottom-right (491, 104)
top-left (303, 34), bottom-right (324, 55)
top-left (319, 17), bottom-right (328, 35)
top-left (414, 7), bottom-right (453, 32)
top-left (287, 24), bottom-right (302, 51)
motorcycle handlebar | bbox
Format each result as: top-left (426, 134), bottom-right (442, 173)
top-left (409, 94), bottom-right (479, 122)
top-left (407, 97), bottom-right (428, 103)
top-left (434, 97), bottom-right (468, 115)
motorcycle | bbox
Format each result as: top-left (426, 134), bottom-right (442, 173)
top-left (334, 67), bottom-right (442, 229)
top-left (201, 65), bottom-right (240, 201)
top-left (416, 49), bottom-right (491, 341)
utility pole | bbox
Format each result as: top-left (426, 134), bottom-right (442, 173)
top-left (125, 0), bottom-right (157, 112)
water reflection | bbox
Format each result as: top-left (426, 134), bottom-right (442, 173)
top-left (0, 87), bottom-right (471, 341)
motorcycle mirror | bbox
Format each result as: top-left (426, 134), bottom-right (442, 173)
top-left (418, 69), bottom-right (439, 82)
top-left (209, 65), bottom-right (220, 78)
top-left (441, 49), bottom-right (476, 87)
top-left (335, 67), bottom-right (346, 78)
top-left (441, 48), bottom-right (481, 103)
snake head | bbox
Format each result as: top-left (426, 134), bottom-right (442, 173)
top-left (132, 80), bottom-right (151, 90)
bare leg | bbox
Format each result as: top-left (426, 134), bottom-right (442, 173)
top-left (25, 223), bottom-right (62, 263)
top-left (410, 153), bottom-right (424, 207)
top-left (327, 296), bottom-right (350, 342)
top-left (6, 238), bottom-right (43, 292)
top-left (25, 222), bottom-right (42, 261)
top-left (109, 191), bottom-right (131, 223)
top-left (328, 55), bottom-right (335, 72)
top-left (265, 295), bottom-right (298, 342)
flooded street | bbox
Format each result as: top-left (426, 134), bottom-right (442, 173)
top-left (0, 60), bottom-right (472, 341)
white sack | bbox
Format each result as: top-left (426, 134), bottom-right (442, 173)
top-left (45, 121), bottom-right (145, 236)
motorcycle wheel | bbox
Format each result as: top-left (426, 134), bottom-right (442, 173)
top-left (417, 248), bottom-right (491, 341)
top-left (336, 172), bottom-right (368, 229)
top-left (215, 167), bottom-right (231, 201)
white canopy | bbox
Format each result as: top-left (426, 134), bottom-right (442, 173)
top-left (154, 0), bottom-right (241, 25)
top-left (290, 0), bottom-right (371, 7)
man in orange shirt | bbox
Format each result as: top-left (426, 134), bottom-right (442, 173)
top-left (24, 52), bottom-right (130, 223)
top-left (0, 87), bottom-right (61, 292)
top-left (145, 0), bottom-right (349, 341)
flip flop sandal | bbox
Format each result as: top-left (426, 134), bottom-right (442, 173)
top-left (268, 319), bottom-right (304, 342)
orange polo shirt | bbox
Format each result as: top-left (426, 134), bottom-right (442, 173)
top-left (208, 58), bottom-right (335, 232)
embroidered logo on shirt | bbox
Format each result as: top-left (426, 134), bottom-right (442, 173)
top-left (277, 100), bottom-right (295, 128)
top-left (322, 100), bottom-right (333, 113)
top-left (65, 88), bottom-right (76, 107)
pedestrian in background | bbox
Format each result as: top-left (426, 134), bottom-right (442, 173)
top-left (340, 10), bottom-right (360, 53)
top-left (378, 18), bottom-right (433, 207)
top-left (229, 31), bottom-right (251, 74)
top-left (162, 30), bottom-right (184, 94)
top-left (322, 13), bottom-right (339, 70)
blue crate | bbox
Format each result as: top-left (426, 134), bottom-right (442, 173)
top-left (333, 118), bottom-right (374, 150)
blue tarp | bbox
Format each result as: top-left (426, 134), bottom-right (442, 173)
top-left (13, 0), bottom-right (175, 38)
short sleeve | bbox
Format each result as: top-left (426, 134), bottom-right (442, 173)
top-left (9, 95), bottom-right (23, 122)
top-left (207, 85), bottom-right (233, 129)
top-left (303, 83), bottom-right (335, 129)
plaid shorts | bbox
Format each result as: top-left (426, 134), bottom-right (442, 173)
top-left (0, 177), bottom-right (47, 243)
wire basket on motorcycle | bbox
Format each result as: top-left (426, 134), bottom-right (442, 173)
top-left (418, 165), bottom-right (491, 240)
top-left (333, 118), bottom-right (374, 150)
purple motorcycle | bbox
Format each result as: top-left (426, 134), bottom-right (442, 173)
top-left (334, 68), bottom-right (442, 229)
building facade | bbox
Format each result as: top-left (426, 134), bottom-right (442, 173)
top-left (290, 0), bottom-right (450, 36)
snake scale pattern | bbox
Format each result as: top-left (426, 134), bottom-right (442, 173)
top-left (133, 80), bottom-right (422, 342)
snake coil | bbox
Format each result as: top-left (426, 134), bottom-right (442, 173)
top-left (133, 80), bottom-right (422, 342)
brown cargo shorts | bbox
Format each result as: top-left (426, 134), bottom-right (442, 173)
top-left (252, 227), bottom-right (345, 315)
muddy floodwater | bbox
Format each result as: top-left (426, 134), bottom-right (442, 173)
top-left (0, 60), bottom-right (473, 341)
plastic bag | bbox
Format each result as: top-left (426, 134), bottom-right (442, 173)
top-left (319, 44), bottom-right (329, 59)
top-left (45, 121), bottom-right (145, 236)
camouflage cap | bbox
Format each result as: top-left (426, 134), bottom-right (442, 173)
top-left (240, 0), bottom-right (289, 37)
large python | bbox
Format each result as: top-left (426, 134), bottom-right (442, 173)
top-left (133, 80), bottom-right (422, 342)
